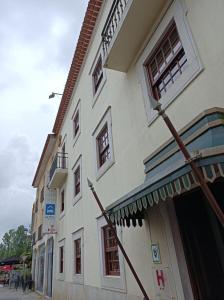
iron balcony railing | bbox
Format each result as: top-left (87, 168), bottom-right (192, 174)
top-left (102, 0), bottom-right (129, 54)
top-left (49, 152), bottom-right (68, 183)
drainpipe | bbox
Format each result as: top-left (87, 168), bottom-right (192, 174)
top-left (152, 99), bottom-right (224, 226)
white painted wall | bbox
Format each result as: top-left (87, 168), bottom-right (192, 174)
top-left (46, 0), bottom-right (224, 299)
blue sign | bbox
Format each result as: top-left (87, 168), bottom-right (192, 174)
top-left (45, 204), bottom-right (55, 216)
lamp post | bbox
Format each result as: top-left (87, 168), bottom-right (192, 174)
top-left (151, 98), bottom-right (224, 226)
top-left (48, 92), bottom-right (63, 99)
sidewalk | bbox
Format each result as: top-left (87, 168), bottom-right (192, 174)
top-left (0, 285), bottom-right (44, 300)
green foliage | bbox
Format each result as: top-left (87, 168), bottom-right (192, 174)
top-left (0, 225), bottom-right (32, 260)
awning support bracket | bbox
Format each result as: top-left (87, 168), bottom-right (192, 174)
top-left (152, 99), bottom-right (224, 226)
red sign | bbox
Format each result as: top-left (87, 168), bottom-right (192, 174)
top-left (0, 265), bottom-right (13, 272)
top-left (156, 269), bottom-right (165, 289)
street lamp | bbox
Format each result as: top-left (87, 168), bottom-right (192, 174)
top-left (48, 92), bottom-right (63, 99)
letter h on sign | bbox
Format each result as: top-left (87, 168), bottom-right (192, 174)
top-left (156, 269), bottom-right (165, 289)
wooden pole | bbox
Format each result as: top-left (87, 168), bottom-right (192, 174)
top-left (87, 179), bottom-right (150, 300)
top-left (153, 102), bottom-right (224, 226)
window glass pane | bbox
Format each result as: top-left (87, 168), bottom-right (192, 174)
top-left (103, 225), bottom-right (120, 276)
top-left (147, 21), bottom-right (187, 100)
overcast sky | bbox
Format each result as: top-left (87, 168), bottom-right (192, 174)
top-left (0, 0), bottom-right (88, 241)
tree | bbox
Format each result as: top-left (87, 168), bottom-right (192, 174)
top-left (0, 225), bottom-right (32, 259)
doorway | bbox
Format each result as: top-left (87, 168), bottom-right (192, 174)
top-left (46, 238), bottom-right (54, 297)
top-left (174, 181), bottom-right (224, 300)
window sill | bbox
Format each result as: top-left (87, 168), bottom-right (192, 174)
top-left (59, 211), bottom-right (65, 220)
top-left (73, 130), bottom-right (81, 148)
top-left (96, 160), bottom-right (115, 181)
top-left (73, 193), bottom-right (82, 206)
top-left (57, 274), bottom-right (65, 281)
top-left (92, 76), bottom-right (107, 109)
top-left (72, 274), bottom-right (84, 285)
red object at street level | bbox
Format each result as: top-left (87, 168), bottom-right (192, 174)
top-left (0, 265), bottom-right (13, 272)
top-left (152, 99), bottom-right (224, 227)
top-left (87, 179), bottom-right (150, 300)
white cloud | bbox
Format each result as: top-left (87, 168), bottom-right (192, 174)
top-left (0, 0), bottom-right (88, 241)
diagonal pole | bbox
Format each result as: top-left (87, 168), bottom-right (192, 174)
top-left (87, 179), bottom-right (150, 300)
top-left (152, 100), bottom-right (224, 226)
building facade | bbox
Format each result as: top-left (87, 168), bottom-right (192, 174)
top-left (32, 0), bottom-right (224, 299)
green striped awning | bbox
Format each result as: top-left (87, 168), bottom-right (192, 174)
top-left (106, 156), bottom-right (224, 227)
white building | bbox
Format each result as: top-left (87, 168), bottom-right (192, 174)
top-left (32, 0), bottom-right (224, 299)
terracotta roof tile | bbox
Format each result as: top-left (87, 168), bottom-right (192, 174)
top-left (52, 0), bottom-right (103, 134)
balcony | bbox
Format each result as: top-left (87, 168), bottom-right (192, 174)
top-left (102, 0), bottom-right (168, 72)
top-left (48, 152), bottom-right (68, 189)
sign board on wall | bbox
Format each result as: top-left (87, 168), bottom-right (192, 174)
top-left (152, 266), bottom-right (177, 300)
top-left (151, 243), bottom-right (161, 263)
top-left (43, 188), bottom-right (57, 234)
top-left (45, 204), bottom-right (55, 216)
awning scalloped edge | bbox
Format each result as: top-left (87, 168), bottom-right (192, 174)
top-left (108, 162), bottom-right (224, 227)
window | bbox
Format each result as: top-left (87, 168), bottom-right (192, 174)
top-left (138, 0), bottom-right (202, 123)
top-left (103, 225), bottom-right (120, 276)
top-left (92, 107), bottom-right (115, 180)
top-left (72, 155), bottom-right (82, 204)
top-left (146, 21), bottom-right (187, 100)
top-left (60, 190), bottom-right (65, 213)
top-left (72, 100), bottom-right (81, 144)
top-left (72, 228), bottom-right (84, 284)
top-left (61, 144), bottom-right (66, 169)
top-left (74, 166), bottom-right (80, 196)
top-left (38, 225), bottom-right (43, 241)
top-left (59, 246), bottom-right (64, 273)
top-left (97, 124), bottom-right (110, 167)
top-left (97, 216), bottom-right (126, 291)
top-left (93, 55), bottom-right (103, 94)
top-left (35, 200), bottom-right (38, 213)
top-left (73, 111), bottom-right (79, 138)
top-left (40, 187), bottom-right (44, 202)
top-left (74, 238), bottom-right (81, 274)
top-left (58, 239), bottom-right (65, 279)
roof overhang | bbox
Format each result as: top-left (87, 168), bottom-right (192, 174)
top-left (32, 134), bottom-right (57, 187)
top-left (52, 0), bottom-right (103, 134)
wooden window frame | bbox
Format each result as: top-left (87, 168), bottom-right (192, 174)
top-left (59, 245), bottom-right (64, 274)
top-left (74, 238), bottom-right (81, 275)
top-left (146, 20), bottom-right (187, 100)
top-left (73, 110), bottom-right (80, 138)
top-left (74, 165), bottom-right (80, 196)
top-left (97, 123), bottom-right (110, 168)
top-left (60, 190), bottom-right (65, 213)
top-left (92, 55), bottom-right (103, 94)
top-left (103, 225), bottom-right (120, 276)
top-left (137, 0), bottom-right (203, 125)
top-left (40, 187), bottom-right (44, 203)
